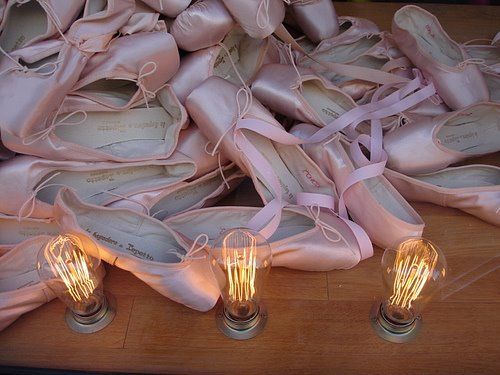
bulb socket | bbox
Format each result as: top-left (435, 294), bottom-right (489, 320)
top-left (370, 299), bottom-right (421, 343)
top-left (65, 291), bottom-right (117, 334)
top-left (216, 302), bottom-right (267, 340)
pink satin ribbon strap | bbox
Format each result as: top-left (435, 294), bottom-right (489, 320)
top-left (296, 192), bottom-right (336, 210)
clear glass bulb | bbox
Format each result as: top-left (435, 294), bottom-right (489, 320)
top-left (381, 237), bottom-right (447, 325)
top-left (37, 234), bottom-right (105, 317)
top-left (210, 228), bottom-right (272, 322)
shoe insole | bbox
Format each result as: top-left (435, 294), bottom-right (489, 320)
top-left (54, 107), bottom-right (175, 151)
top-left (75, 210), bottom-right (185, 264)
top-left (35, 163), bottom-right (194, 206)
top-left (242, 131), bottom-right (303, 202)
top-left (167, 209), bottom-right (315, 243)
top-left (0, 218), bottom-right (58, 246)
top-left (301, 81), bottom-right (353, 125)
top-left (437, 105), bottom-right (500, 154)
top-left (150, 166), bottom-right (239, 220)
top-left (395, 10), bottom-right (462, 67)
top-left (0, 1), bottom-right (47, 52)
top-left (416, 166), bottom-right (500, 189)
top-left (214, 27), bottom-right (264, 84)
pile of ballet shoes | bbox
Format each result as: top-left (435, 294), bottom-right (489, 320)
top-left (0, 0), bottom-right (498, 331)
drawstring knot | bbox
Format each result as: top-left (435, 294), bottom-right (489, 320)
top-left (137, 61), bottom-right (158, 108)
top-left (166, 233), bottom-right (210, 261)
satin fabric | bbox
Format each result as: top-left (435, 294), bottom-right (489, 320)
top-left (186, 76), bottom-right (337, 204)
top-left (171, 0), bottom-right (235, 52)
top-left (464, 43), bottom-right (500, 102)
top-left (170, 29), bottom-right (274, 103)
top-left (2, 85), bottom-right (188, 162)
top-left (166, 205), bottom-right (363, 271)
top-left (385, 166), bottom-right (500, 227)
top-left (384, 102), bottom-right (500, 174)
top-left (174, 124), bottom-right (229, 179)
top-left (291, 0), bottom-right (339, 43)
top-left (119, 2), bottom-right (166, 35)
top-left (291, 123), bottom-right (425, 249)
top-left (0, 154), bottom-right (196, 218)
top-left (141, 0), bottom-right (191, 18)
top-left (54, 188), bottom-right (220, 312)
top-left (0, 0), bottom-right (85, 52)
top-left (109, 164), bottom-right (245, 217)
top-left (221, 0), bottom-right (285, 39)
top-left (0, 0), bottom-right (135, 139)
top-left (0, 236), bottom-right (56, 332)
top-left (392, 5), bottom-right (489, 110)
top-left (252, 63), bottom-right (356, 127)
top-left (0, 135), bottom-right (14, 161)
top-left (72, 31), bottom-right (179, 110)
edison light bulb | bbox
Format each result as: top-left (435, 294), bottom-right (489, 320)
top-left (371, 237), bottom-right (447, 343)
top-left (37, 234), bottom-right (116, 333)
top-left (210, 228), bottom-right (272, 340)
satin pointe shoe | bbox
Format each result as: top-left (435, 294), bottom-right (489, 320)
top-left (175, 124), bottom-right (229, 179)
top-left (186, 76), bottom-right (337, 206)
top-left (53, 188), bottom-right (220, 311)
top-left (0, 0), bottom-right (135, 139)
top-left (170, 26), bottom-right (275, 103)
top-left (2, 85), bottom-right (188, 162)
top-left (141, 0), bottom-right (191, 18)
top-left (221, 0), bottom-right (285, 39)
top-left (165, 205), bottom-right (364, 271)
top-left (0, 154), bottom-right (196, 218)
top-left (0, 214), bottom-right (58, 255)
top-left (463, 40), bottom-right (500, 102)
top-left (0, 236), bottom-right (56, 331)
top-left (392, 5), bottom-right (489, 110)
top-left (170, 0), bottom-right (235, 52)
top-left (290, 0), bottom-right (339, 43)
top-left (291, 123), bottom-right (425, 249)
top-left (71, 31), bottom-right (179, 110)
top-left (109, 163), bottom-right (245, 219)
top-left (384, 102), bottom-right (500, 174)
top-left (385, 165), bottom-right (500, 227)
top-left (252, 63), bottom-right (360, 127)
top-left (0, 0), bottom-right (85, 52)
top-left (119, 1), bottom-right (167, 36)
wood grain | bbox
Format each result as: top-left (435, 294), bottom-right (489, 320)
top-left (0, 3), bottom-right (499, 374)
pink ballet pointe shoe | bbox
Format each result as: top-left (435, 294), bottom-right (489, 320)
top-left (221, 0), bottom-right (285, 39)
top-left (54, 187), bottom-right (220, 311)
top-left (463, 40), bottom-right (500, 103)
top-left (0, 214), bottom-right (58, 255)
top-left (392, 5), bottom-right (489, 110)
top-left (385, 165), bottom-right (500, 227)
top-left (175, 124), bottom-right (229, 179)
top-left (109, 164), bottom-right (245, 219)
top-left (170, 0), bottom-right (235, 52)
top-left (291, 123), bottom-right (425, 249)
top-left (0, 154), bottom-right (196, 219)
top-left (290, 0), bottom-right (339, 43)
top-left (384, 102), bottom-right (500, 174)
top-left (166, 205), bottom-right (363, 271)
top-left (252, 63), bottom-right (359, 127)
top-left (186, 76), bottom-right (337, 205)
top-left (119, 1), bottom-right (167, 36)
top-left (0, 0), bottom-right (85, 52)
top-left (141, 0), bottom-right (191, 18)
top-left (71, 31), bottom-right (179, 110)
top-left (0, 0), bottom-right (135, 139)
top-left (2, 85), bottom-right (188, 162)
top-left (0, 236), bottom-right (56, 331)
top-left (170, 27), bottom-right (275, 103)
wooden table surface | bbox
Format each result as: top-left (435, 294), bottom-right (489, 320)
top-left (1, 2), bottom-right (499, 374)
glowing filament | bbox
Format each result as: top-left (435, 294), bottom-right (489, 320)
top-left (223, 231), bottom-right (257, 302)
top-left (389, 239), bottom-right (438, 310)
top-left (45, 235), bottom-right (96, 302)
